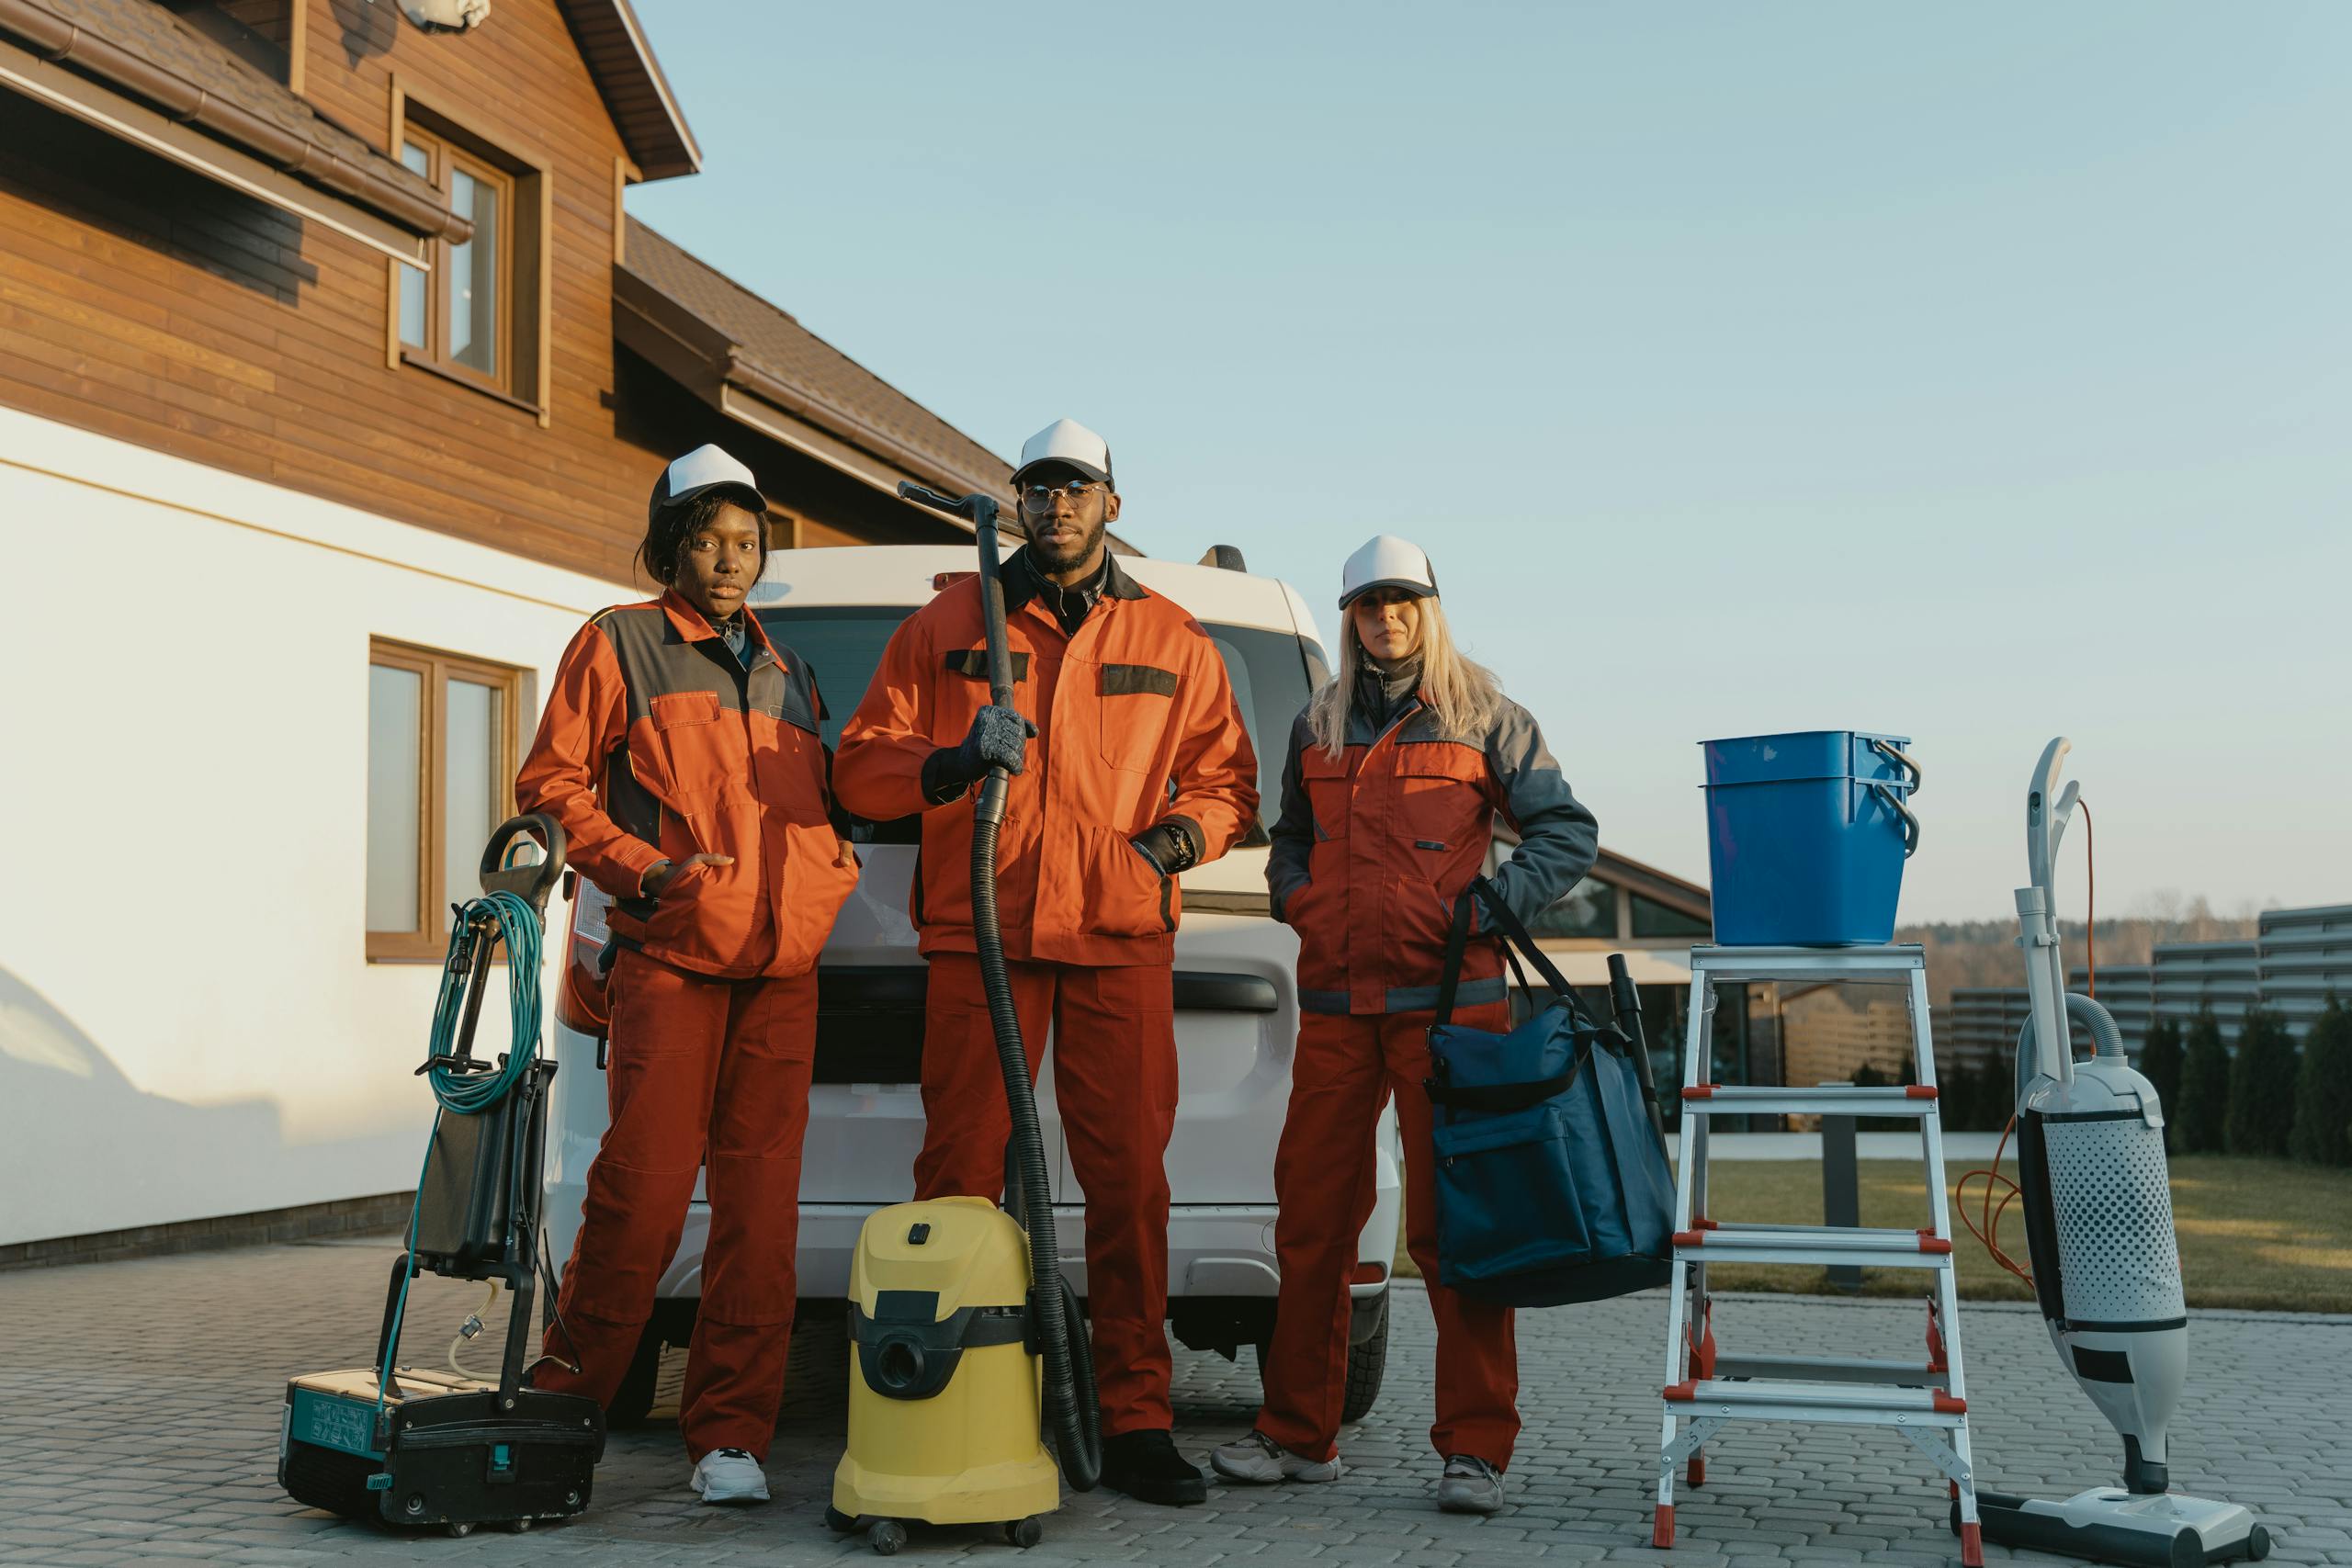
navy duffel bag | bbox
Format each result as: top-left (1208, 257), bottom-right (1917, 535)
top-left (1424, 877), bottom-right (1677, 1307)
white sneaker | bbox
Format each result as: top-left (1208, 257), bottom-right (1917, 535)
top-left (1209, 1430), bottom-right (1343, 1484)
top-left (691, 1447), bottom-right (770, 1505)
top-left (1436, 1453), bottom-right (1504, 1514)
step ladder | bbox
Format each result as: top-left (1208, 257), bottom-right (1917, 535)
top-left (1654, 944), bottom-right (1984, 1567)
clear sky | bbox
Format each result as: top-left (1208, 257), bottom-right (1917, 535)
top-left (629, 2), bottom-right (2347, 922)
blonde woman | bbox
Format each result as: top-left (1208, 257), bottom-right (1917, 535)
top-left (1211, 535), bottom-right (1598, 1512)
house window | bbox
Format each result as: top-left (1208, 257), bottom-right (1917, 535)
top-left (1531, 879), bottom-right (1619, 941)
top-left (367, 640), bottom-right (523, 960)
top-left (1631, 893), bottom-right (1711, 940)
top-left (395, 127), bottom-right (512, 388)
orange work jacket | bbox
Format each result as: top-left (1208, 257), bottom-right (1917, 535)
top-left (833, 549), bottom-right (1258, 966)
top-left (517, 591), bottom-right (856, 981)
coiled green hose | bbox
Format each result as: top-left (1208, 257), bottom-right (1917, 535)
top-left (424, 890), bottom-right (542, 1114)
top-left (377, 889), bottom-right (543, 1413)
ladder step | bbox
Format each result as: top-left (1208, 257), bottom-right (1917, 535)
top-left (1713, 1352), bottom-right (1950, 1388)
top-left (1674, 1225), bottom-right (1953, 1265)
top-left (1682, 1084), bottom-right (1939, 1115)
top-left (1663, 1378), bottom-right (1967, 1419)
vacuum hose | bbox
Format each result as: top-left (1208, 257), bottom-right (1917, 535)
top-left (973, 778), bottom-right (1102, 1489)
top-left (899, 479), bottom-right (1102, 1491)
top-left (2012, 990), bottom-right (2126, 1105)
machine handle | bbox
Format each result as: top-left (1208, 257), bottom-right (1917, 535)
top-left (1607, 953), bottom-right (1668, 1145)
top-left (1871, 784), bottom-right (1921, 859)
top-left (479, 813), bottom-right (567, 912)
top-left (897, 479), bottom-right (969, 518)
top-left (899, 481), bottom-right (1018, 715)
top-left (1869, 739), bottom-right (1923, 795)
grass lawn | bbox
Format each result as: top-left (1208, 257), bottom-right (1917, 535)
top-left (1397, 1156), bottom-right (2352, 1313)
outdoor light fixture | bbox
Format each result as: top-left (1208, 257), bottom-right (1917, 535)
top-left (385, 0), bottom-right (492, 33)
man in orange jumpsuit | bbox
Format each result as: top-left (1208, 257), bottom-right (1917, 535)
top-left (835, 419), bottom-right (1258, 1506)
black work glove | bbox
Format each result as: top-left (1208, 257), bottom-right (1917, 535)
top-left (923, 705), bottom-right (1035, 801)
top-left (1129, 818), bottom-right (1202, 875)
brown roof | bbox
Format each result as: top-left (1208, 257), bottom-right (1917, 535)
top-left (556, 1), bottom-right (698, 181)
top-left (0, 0), bottom-right (460, 239)
top-left (623, 217), bottom-right (1016, 502)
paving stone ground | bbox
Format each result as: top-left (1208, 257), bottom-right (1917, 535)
top-left (1, 1235), bottom-right (2346, 1566)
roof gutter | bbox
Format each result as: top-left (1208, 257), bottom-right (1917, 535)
top-left (721, 347), bottom-right (1008, 504)
top-left (0, 0), bottom-right (468, 243)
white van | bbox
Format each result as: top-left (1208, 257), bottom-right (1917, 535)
top-left (542, 543), bottom-right (1399, 1424)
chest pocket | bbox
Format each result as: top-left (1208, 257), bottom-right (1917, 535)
top-left (648, 689), bottom-right (729, 802)
top-left (1390, 741), bottom-right (1488, 843)
top-left (1098, 663), bottom-right (1176, 773)
top-left (1300, 744), bottom-right (1354, 840)
top-left (938, 648), bottom-right (1031, 750)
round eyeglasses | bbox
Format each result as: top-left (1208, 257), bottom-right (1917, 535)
top-left (1021, 479), bottom-right (1105, 512)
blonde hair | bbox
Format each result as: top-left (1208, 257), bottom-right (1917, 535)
top-left (1308, 592), bottom-right (1503, 758)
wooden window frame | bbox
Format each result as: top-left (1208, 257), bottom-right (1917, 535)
top-left (367, 638), bottom-right (526, 963)
top-left (386, 85), bottom-right (555, 426)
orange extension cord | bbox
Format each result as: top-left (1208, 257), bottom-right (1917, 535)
top-left (1954, 802), bottom-right (2093, 1288)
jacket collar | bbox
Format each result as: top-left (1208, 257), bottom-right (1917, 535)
top-left (998, 543), bottom-right (1146, 615)
top-left (659, 588), bottom-right (776, 663)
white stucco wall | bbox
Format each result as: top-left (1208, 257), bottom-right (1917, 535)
top-left (0, 407), bottom-right (628, 1246)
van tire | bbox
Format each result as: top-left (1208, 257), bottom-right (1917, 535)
top-left (605, 1318), bottom-right (664, 1427)
top-left (1340, 1292), bottom-right (1389, 1424)
top-left (1254, 1292), bottom-right (1389, 1424)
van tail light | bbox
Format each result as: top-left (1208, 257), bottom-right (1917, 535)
top-left (932, 571), bottom-right (974, 592)
top-left (1351, 1262), bottom-right (1388, 1285)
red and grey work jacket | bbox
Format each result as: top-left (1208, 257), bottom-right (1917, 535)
top-left (1268, 690), bottom-right (1598, 1015)
top-left (517, 591), bottom-right (857, 981)
top-left (834, 550), bottom-right (1258, 967)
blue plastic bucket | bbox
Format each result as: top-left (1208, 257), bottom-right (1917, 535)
top-left (1700, 730), bottom-right (1920, 946)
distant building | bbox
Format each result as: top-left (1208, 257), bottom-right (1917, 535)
top-left (2152, 940), bottom-right (2263, 1032)
top-left (2256, 905), bottom-right (2352, 1043)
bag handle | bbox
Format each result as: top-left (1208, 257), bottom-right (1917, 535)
top-left (1434, 874), bottom-right (1605, 1031)
top-left (1425, 1056), bottom-right (1583, 1113)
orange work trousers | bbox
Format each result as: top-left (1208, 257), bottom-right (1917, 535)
top-left (914, 951), bottom-right (1178, 1437)
top-left (1256, 1001), bottom-right (1520, 1468)
top-left (536, 947), bottom-right (817, 1461)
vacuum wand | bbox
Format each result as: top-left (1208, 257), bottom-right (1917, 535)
top-left (895, 480), bottom-right (1102, 1491)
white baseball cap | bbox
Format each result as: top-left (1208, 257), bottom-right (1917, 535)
top-left (1012, 418), bottom-right (1114, 487)
top-left (1339, 535), bottom-right (1440, 609)
top-left (649, 443), bottom-right (766, 523)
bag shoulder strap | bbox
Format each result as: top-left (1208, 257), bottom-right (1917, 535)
top-left (1434, 874), bottom-right (1604, 1031)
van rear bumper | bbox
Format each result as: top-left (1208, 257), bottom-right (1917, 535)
top-left (640, 1199), bottom-right (1399, 1303)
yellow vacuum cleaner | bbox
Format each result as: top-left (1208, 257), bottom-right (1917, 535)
top-left (827, 483), bottom-right (1102, 1556)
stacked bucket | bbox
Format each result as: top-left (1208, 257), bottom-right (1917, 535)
top-left (1699, 730), bottom-right (1920, 945)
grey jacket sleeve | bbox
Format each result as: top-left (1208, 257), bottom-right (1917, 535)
top-left (1483, 698), bottom-right (1600, 927)
top-left (1264, 710), bottom-right (1317, 923)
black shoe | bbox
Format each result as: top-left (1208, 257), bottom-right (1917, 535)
top-left (1099, 1428), bottom-right (1208, 1506)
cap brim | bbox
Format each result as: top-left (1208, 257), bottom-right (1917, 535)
top-left (662, 480), bottom-right (768, 515)
top-left (1339, 577), bottom-right (1438, 609)
top-left (1012, 457), bottom-right (1111, 487)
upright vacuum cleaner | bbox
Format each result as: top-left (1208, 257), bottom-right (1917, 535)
top-left (280, 814), bottom-right (604, 1536)
top-left (826, 482), bottom-right (1103, 1555)
top-left (1965, 739), bottom-right (2267, 1566)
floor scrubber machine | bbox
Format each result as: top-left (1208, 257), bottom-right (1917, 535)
top-left (1963, 739), bottom-right (2267, 1566)
top-left (280, 814), bottom-right (604, 1536)
top-left (823, 481), bottom-right (1104, 1556)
